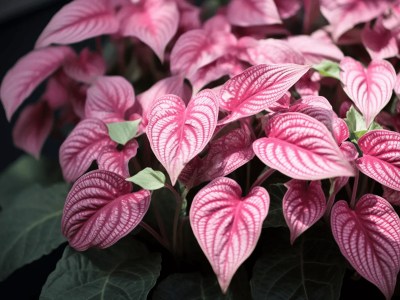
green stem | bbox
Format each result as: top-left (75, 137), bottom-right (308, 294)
top-left (165, 183), bottom-right (183, 256)
top-left (250, 168), bottom-right (275, 190)
top-left (151, 200), bottom-right (170, 248)
top-left (350, 170), bottom-right (360, 208)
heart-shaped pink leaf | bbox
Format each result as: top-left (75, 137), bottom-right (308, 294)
top-left (60, 118), bottom-right (116, 182)
top-left (35, 0), bottom-right (119, 48)
top-left (356, 130), bottom-right (400, 191)
top-left (226, 0), bottom-right (281, 26)
top-left (219, 64), bottom-right (310, 124)
top-left (253, 112), bottom-right (355, 180)
top-left (320, 0), bottom-right (391, 40)
top-left (85, 76), bottom-right (135, 123)
top-left (283, 180), bottom-right (326, 244)
top-left (12, 101), bottom-right (53, 159)
top-left (331, 195), bottom-right (400, 299)
top-left (340, 57), bottom-right (396, 127)
top-left (118, 0), bottom-right (179, 61)
top-left (190, 177), bottom-right (270, 293)
top-left (0, 46), bottom-right (74, 120)
top-left (63, 48), bottom-right (106, 84)
top-left (62, 170), bottom-right (151, 251)
top-left (97, 139), bottom-right (138, 178)
top-left (180, 124), bottom-right (254, 186)
top-left (146, 90), bottom-right (218, 185)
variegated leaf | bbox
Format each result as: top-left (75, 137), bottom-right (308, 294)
top-left (190, 177), bottom-right (270, 293)
top-left (62, 170), bottom-right (151, 251)
top-left (331, 195), bottom-right (400, 299)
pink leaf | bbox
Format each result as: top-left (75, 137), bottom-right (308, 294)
top-left (0, 46), bottom-right (74, 120)
top-left (340, 141), bottom-right (359, 161)
top-left (190, 177), bottom-right (270, 293)
top-left (85, 76), bottom-right (135, 123)
top-left (294, 70), bottom-right (321, 97)
top-left (227, 0), bottom-right (281, 26)
top-left (395, 73), bottom-right (400, 99)
top-left (60, 118), bottom-right (116, 182)
top-left (253, 112), bottom-right (355, 180)
top-left (383, 186), bottom-right (400, 206)
top-left (274, 0), bottom-right (301, 19)
top-left (362, 19), bottom-right (398, 60)
top-left (118, 0), bottom-right (179, 61)
top-left (340, 57), bottom-right (396, 127)
top-left (332, 117), bottom-right (350, 145)
top-left (219, 64), bottom-right (310, 124)
top-left (180, 125), bottom-right (254, 186)
top-left (283, 180), bottom-right (326, 244)
top-left (36, 0), bottom-right (118, 48)
top-left (286, 35), bottom-right (344, 64)
top-left (63, 48), bottom-right (106, 84)
top-left (320, 0), bottom-right (391, 40)
top-left (170, 18), bottom-right (236, 77)
top-left (331, 195), bottom-right (400, 299)
top-left (356, 130), bottom-right (400, 191)
top-left (12, 101), bottom-right (53, 159)
top-left (146, 90), bottom-right (218, 185)
top-left (62, 170), bottom-right (151, 251)
top-left (97, 139), bottom-right (139, 177)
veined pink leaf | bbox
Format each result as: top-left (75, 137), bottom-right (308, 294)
top-left (253, 112), bottom-right (355, 180)
top-left (274, 0), bottom-right (301, 19)
top-left (0, 46), bottom-right (74, 120)
top-left (382, 2), bottom-right (400, 31)
top-left (362, 19), bottom-right (398, 60)
top-left (180, 125), bottom-right (254, 186)
top-left (283, 180), bottom-right (326, 244)
top-left (340, 57), bottom-right (396, 127)
top-left (136, 75), bottom-right (189, 128)
top-left (190, 177), bottom-right (270, 293)
top-left (219, 64), bottom-right (310, 124)
top-left (331, 195), bottom-right (400, 299)
top-left (146, 90), bottom-right (218, 185)
top-left (97, 139), bottom-right (138, 177)
top-left (332, 117), bottom-right (350, 145)
top-left (340, 141), bottom-right (359, 161)
top-left (286, 35), bottom-right (344, 64)
top-left (170, 17), bottom-right (236, 77)
top-left (175, 0), bottom-right (201, 30)
top-left (383, 186), bottom-right (400, 206)
top-left (63, 48), bottom-right (106, 84)
top-left (62, 170), bottom-right (151, 251)
top-left (42, 72), bottom-right (71, 110)
top-left (238, 38), bottom-right (304, 66)
top-left (118, 0), bottom-right (179, 61)
top-left (320, 0), bottom-right (391, 40)
top-left (395, 73), bottom-right (400, 99)
top-left (227, 0), bottom-right (281, 26)
top-left (60, 118), bottom-right (116, 182)
top-left (36, 0), bottom-right (119, 48)
top-left (356, 130), bottom-right (400, 191)
top-left (85, 76), bottom-right (135, 123)
top-left (12, 101), bottom-right (53, 159)
top-left (294, 70), bottom-right (321, 97)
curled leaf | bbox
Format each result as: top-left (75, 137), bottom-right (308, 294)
top-left (126, 167), bottom-right (166, 190)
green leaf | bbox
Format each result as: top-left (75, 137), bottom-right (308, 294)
top-left (107, 119), bottom-right (141, 145)
top-left (312, 60), bottom-right (340, 80)
top-left (41, 239), bottom-right (161, 300)
top-left (0, 155), bottom-right (62, 208)
top-left (251, 228), bottom-right (346, 300)
top-left (263, 184), bottom-right (287, 228)
top-left (0, 183), bottom-right (69, 280)
top-left (152, 273), bottom-right (234, 300)
top-left (345, 106), bottom-right (382, 141)
top-left (126, 167), bottom-right (166, 190)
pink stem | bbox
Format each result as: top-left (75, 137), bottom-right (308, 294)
top-left (250, 168), bottom-right (275, 190)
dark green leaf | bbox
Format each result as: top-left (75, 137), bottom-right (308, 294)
top-left (263, 184), bottom-right (287, 228)
top-left (126, 168), bottom-right (166, 190)
top-left (152, 273), bottom-right (234, 300)
top-left (0, 183), bottom-right (68, 280)
top-left (312, 60), bottom-right (340, 80)
top-left (41, 239), bottom-right (161, 300)
top-left (251, 228), bottom-right (346, 300)
top-left (107, 120), bottom-right (141, 145)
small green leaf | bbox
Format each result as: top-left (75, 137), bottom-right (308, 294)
top-left (0, 183), bottom-right (69, 280)
top-left (41, 239), bottom-right (161, 300)
top-left (153, 273), bottom-right (234, 300)
top-left (107, 119), bottom-right (141, 145)
top-left (345, 106), bottom-right (382, 141)
top-left (251, 227), bottom-right (346, 300)
top-left (312, 60), bottom-right (341, 80)
top-left (126, 167), bottom-right (166, 190)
